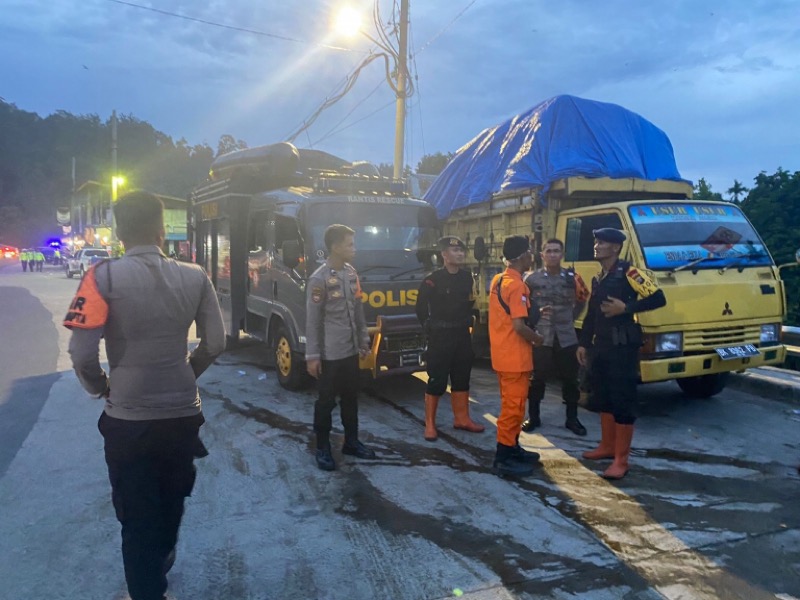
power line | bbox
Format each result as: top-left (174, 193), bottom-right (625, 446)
top-left (104, 0), bottom-right (359, 52)
top-left (312, 80), bottom-right (386, 146)
top-left (321, 100), bottom-right (395, 139)
top-left (415, 0), bottom-right (478, 56)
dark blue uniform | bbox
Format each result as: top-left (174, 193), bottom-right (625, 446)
top-left (579, 260), bottom-right (666, 424)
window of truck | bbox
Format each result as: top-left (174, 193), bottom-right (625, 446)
top-left (627, 203), bottom-right (773, 271)
top-left (306, 202), bottom-right (438, 271)
top-left (564, 213), bottom-right (624, 262)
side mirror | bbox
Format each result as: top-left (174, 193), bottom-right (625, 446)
top-left (282, 240), bottom-right (301, 269)
top-left (473, 236), bottom-right (489, 261)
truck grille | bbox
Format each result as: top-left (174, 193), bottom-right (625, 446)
top-left (383, 334), bottom-right (426, 353)
top-left (683, 326), bottom-right (760, 352)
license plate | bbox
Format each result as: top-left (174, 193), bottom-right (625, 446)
top-left (399, 353), bottom-right (422, 367)
top-left (715, 344), bottom-right (760, 360)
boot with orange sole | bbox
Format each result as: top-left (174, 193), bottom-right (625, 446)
top-left (582, 412), bottom-right (616, 460)
top-left (451, 390), bottom-right (485, 433)
top-left (424, 394), bottom-right (440, 442)
top-left (603, 423), bottom-right (634, 480)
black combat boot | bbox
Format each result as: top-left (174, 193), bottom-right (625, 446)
top-left (342, 439), bottom-right (377, 460)
top-left (493, 443), bottom-right (535, 478)
top-left (565, 402), bottom-right (587, 436)
top-left (315, 433), bottom-right (336, 471)
top-left (521, 396), bottom-right (542, 433)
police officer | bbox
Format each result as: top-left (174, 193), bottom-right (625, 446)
top-left (577, 228), bottom-right (666, 479)
top-left (20, 249), bottom-right (29, 272)
top-left (415, 236), bottom-right (484, 442)
top-left (306, 224), bottom-right (376, 471)
top-left (34, 249), bottom-right (45, 271)
top-left (522, 238), bottom-right (590, 436)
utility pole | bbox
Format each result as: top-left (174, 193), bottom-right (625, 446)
top-left (110, 110), bottom-right (118, 244)
top-left (71, 156), bottom-right (76, 252)
top-left (392, 0), bottom-right (409, 181)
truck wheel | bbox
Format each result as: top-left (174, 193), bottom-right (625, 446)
top-left (66, 267), bottom-right (73, 279)
top-left (79, 266), bottom-right (85, 280)
top-left (676, 373), bottom-right (729, 398)
top-left (274, 323), bottom-right (308, 391)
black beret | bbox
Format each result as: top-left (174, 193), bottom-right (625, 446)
top-left (437, 236), bottom-right (466, 250)
top-left (502, 235), bottom-right (530, 261)
top-left (593, 228), bottom-right (627, 244)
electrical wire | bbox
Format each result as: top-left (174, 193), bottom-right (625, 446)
top-left (104, 0), bottom-right (359, 52)
top-left (312, 79), bottom-right (385, 146)
top-left (415, 0), bottom-right (478, 55)
top-left (322, 100), bottom-right (396, 139)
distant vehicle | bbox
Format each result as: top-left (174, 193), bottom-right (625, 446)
top-left (66, 248), bottom-right (110, 279)
top-left (1, 245), bottom-right (19, 260)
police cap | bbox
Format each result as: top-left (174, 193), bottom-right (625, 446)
top-left (438, 236), bottom-right (466, 251)
top-left (592, 228), bottom-right (627, 244)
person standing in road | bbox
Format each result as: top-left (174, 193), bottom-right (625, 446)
top-left (20, 248), bottom-right (29, 272)
top-left (522, 239), bottom-right (590, 436)
top-left (488, 235), bottom-right (545, 477)
top-left (34, 249), bottom-right (45, 271)
top-left (65, 191), bottom-right (225, 600)
top-left (53, 248), bottom-right (62, 266)
top-left (415, 235), bottom-right (484, 442)
top-left (577, 228), bottom-right (666, 480)
top-left (306, 224), bottom-right (376, 472)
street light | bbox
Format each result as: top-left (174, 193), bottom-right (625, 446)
top-left (110, 175), bottom-right (126, 244)
top-left (333, 2), bottom-right (410, 181)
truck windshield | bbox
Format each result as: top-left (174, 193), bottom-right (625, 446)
top-left (628, 203), bottom-right (773, 271)
top-left (307, 201), bottom-right (439, 271)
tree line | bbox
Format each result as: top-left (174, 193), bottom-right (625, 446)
top-left (1, 101), bottom-right (797, 321)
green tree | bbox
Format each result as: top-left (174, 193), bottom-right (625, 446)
top-left (726, 179), bottom-right (748, 203)
top-left (216, 134), bottom-right (248, 157)
top-left (416, 151), bottom-right (453, 175)
top-left (693, 178), bottom-right (724, 202)
top-left (740, 168), bottom-right (800, 323)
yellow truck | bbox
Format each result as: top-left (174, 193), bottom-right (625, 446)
top-left (426, 96), bottom-right (786, 397)
top-left (440, 176), bottom-right (786, 397)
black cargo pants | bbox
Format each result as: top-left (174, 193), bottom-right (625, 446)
top-left (99, 412), bottom-right (205, 600)
top-left (313, 354), bottom-right (360, 447)
top-left (589, 343), bottom-right (639, 424)
top-left (425, 328), bottom-right (474, 396)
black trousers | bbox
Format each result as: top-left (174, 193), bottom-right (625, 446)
top-left (98, 412), bottom-right (205, 600)
top-left (529, 341), bottom-right (580, 408)
top-left (425, 329), bottom-right (474, 396)
top-left (589, 344), bottom-right (639, 424)
top-left (313, 354), bottom-right (360, 446)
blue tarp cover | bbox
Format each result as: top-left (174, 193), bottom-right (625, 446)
top-left (423, 95), bottom-right (686, 219)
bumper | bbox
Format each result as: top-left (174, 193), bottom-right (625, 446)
top-left (639, 345), bottom-right (786, 383)
top-left (361, 314), bottom-right (426, 378)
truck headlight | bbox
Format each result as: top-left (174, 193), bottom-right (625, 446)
top-left (760, 323), bottom-right (779, 345)
top-left (654, 332), bottom-right (682, 353)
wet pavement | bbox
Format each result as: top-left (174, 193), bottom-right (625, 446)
top-left (0, 265), bottom-right (799, 599)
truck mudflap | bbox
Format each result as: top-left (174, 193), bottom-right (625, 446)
top-left (639, 344), bottom-right (786, 383)
top-left (360, 314), bottom-right (427, 378)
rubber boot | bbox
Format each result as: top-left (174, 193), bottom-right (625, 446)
top-left (424, 394), bottom-right (440, 442)
top-left (493, 443), bottom-right (534, 478)
top-left (451, 391), bottom-right (485, 433)
top-left (582, 412), bottom-right (616, 460)
top-left (603, 424), bottom-right (634, 480)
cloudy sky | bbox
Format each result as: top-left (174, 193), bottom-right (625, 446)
top-left (2, 0), bottom-right (798, 195)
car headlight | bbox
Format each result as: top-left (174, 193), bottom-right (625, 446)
top-left (655, 332), bottom-right (683, 353)
top-left (760, 324), bottom-right (779, 345)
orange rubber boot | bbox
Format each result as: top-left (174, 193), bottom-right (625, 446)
top-left (582, 413), bottom-right (616, 460)
top-left (424, 394), bottom-right (440, 441)
top-left (603, 424), bottom-right (634, 480)
top-left (451, 391), bottom-right (485, 433)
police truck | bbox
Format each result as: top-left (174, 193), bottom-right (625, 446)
top-left (191, 142), bottom-right (439, 390)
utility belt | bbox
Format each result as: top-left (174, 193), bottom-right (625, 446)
top-left (598, 322), bottom-right (643, 347)
top-left (427, 317), bottom-right (472, 331)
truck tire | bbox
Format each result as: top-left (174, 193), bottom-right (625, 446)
top-left (274, 323), bottom-right (308, 391)
top-left (676, 373), bottom-right (729, 398)
top-left (66, 267), bottom-right (73, 279)
top-left (79, 265), bottom-right (86, 280)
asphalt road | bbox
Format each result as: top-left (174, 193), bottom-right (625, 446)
top-left (0, 260), bottom-right (798, 600)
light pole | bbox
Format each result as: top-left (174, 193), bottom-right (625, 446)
top-left (335, 1), bottom-right (410, 180)
top-left (110, 175), bottom-right (125, 247)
